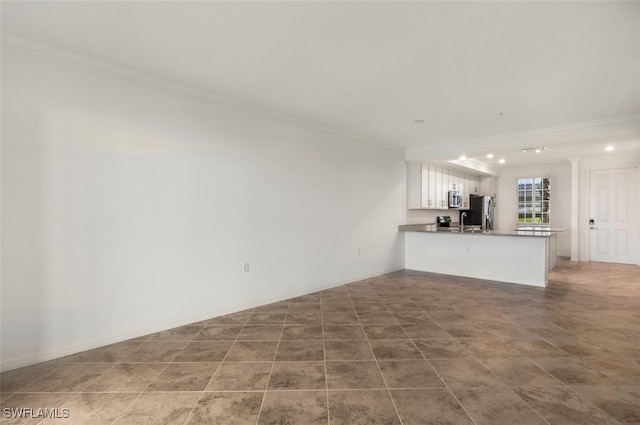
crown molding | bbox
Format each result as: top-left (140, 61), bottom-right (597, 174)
top-left (406, 113), bottom-right (640, 162)
top-left (1, 34), bottom-right (403, 153)
top-left (410, 113), bottom-right (640, 152)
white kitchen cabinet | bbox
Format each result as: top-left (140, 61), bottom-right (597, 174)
top-left (407, 162), bottom-right (432, 208)
top-left (481, 176), bottom-right (499, 198)
top-left (407, 163), bottom-right (447, 209)
top-left (469, 175), bottom-right (481, 195)
top-left (461, 174), bottom-right (470, 209)
top-left (437, 167), bottom-right (449, 209)
top-left (449, 170), bottom-right (460, 191)
top-left (408, 162), bottom-right (482, 210)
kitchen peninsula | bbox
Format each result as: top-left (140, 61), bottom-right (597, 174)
top-left (399, 224), bottom-right (562, 287)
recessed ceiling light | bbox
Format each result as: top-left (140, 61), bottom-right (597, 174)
top-left (605, 145), bottom-right (615, 152)
top-left (459, 155), bottom-right (467, 161)
top-left (414, 119), bottom-right (424, 124)
top-left (522, 146), bottom-right (547, 153)
top-left (486, 153), bottom-right (494, 159)
top-left (499, 159), bottom-right (506, 164)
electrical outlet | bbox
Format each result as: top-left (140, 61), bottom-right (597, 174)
top-left (466, 247), bottom-right (471, 254)
top-left (357, 248), bottom-right (361, 256)
top-left (242, 262), bottom-right (250, 273)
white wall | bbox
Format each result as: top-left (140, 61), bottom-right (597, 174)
top-left (496, 163), bottom-right (572, 257)
top-left (1, 47), bottom-right (406, 371)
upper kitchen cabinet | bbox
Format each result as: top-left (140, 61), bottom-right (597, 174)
top-left (408, 162), bottom-right (448, 210)
top-left (469, 175), bottom-right (481, 195)
top-left (481, 176), bottom-right (499, 199)
top-left (436, 166), bottom-right (449, 209)
top-left (459, 174), bottom-right (480, 210)
top-left (449, 170), bottom-right (460, 191)
top-left (408, 163), bottom-right (482, 210)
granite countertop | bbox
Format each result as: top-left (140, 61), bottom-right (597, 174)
top-left (397, 223), bottom-right (436, 232)
top-left (398, 223), bottom-right (563, 238)
top-left (514, 227), bottom-right (568, 232)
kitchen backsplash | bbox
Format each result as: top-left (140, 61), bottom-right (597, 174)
top-left (406, 209), bottom-right (456, 224)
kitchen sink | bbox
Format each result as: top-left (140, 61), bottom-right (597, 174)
top-left (439, 226), bottom-right (482, 232)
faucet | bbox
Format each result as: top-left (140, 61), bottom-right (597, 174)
top-left (460, 212), bottom-right (467, 232)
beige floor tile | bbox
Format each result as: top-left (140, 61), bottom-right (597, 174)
top-left (206, 362), bottom-right (271, 391)
top-left (70, 341), bottom-right (143, 362)
top-left (0, 362), bottom-right (62, 393)
top-left (428, 311), bottom-right (470, 324)
top-left (413, 339), bottom-right (473, 359)
top-left (392, 311), bottom-right (438, 324)
top-left (368, 340), bottom-right (423, 360)
top-left (173, 341), bottom-right (232, 362)
top-left (21, 363), bottom-right (113, 392)
top-left (247, 312), bottom-right (286, 325)
top-left (329, 390), bottom-right (401, 425)
top-left (453, 387), bottom-right (547, 425)
top-left (112, 392), bottom-right (200, 425)
top-left (511, 338), bottom-right (571, 358)
top-left (321, 312), bottom-right (360, 325)
top-left (145, 325), bottom-right (203, 342)
top-left (357, 312), bottom-right (399, 325)
top-left (224, 341), bottom-right (278, 362)
top-left (326, 361), bottom-right (385, 389)
top-left (286, 311), bottom-right (323, 325)
top-left (390, 388), bottom-right (474, 425)
top-left (38, 393), bottom-right (138, 425)
top-left (572, 385), bottom-right (640, 425)
top-left (275, 340), bottom-right (324, 361)
top-left (193, 325), bottom-right (243, 341)
top-left (482, 358), bottom-right (562, 387)
top-left (85, 363), bottom-right (167, 392)
top-left (533, 358), bottom-right (620, 386)
top-left (324, 340), bottom-right (374, 361)
top-left (0, 393), bottom-right (75, 425)
top-left (322, 325), bottom-right (364, 341)
top-left (236, 325), bottom-right (283, 341)
top-left (362, 324), bottom-right (408, 339)
top-left (146, 363), bottom-right (218, 391)
top-left (513, 386), bottom-right (623, 425)
top-left (429, 358), bottom-right (505, 388)
top-left (184, 392), bottom-right (263, 425)
top-left (402, 323), bottom-right (451, 339)
top-left (268, 361), bottom-right (326, 390)
top-left (378, 360), bottom-right (444, 388)
top-left (459, 338), bottom-right (526, 358)
top-left (258, 391), bottom-right (328, 425)
top-left (123, 342), bottom-right (187, 362)
top-left (280, 325), bottom-right (323, 340)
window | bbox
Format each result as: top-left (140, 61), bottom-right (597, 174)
top-left (517, 177), bottom-right (550, 224)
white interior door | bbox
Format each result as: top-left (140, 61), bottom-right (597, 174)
top-left (589, 168), bottom-right (638, 264)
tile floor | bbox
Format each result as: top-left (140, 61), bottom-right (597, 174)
top-left (1, 259), bottom-right (640, 424)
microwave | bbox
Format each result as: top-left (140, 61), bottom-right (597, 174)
top-left (448, 191), bottom-right (461, 208)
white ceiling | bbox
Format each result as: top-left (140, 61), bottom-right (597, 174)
top-left (2, 1), bottom-right (639, 170)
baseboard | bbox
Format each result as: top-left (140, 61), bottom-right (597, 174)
top-left (1, 268), bottom-right (395, 372)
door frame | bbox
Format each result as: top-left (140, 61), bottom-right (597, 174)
top-left (586, 166), bottom-right (639, 265)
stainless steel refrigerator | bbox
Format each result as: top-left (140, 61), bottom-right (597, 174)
top-left (466, 195), bottom-right (494, 230)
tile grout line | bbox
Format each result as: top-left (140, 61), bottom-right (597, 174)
top-left (320, 292), bottom-right (331, 425)
top-left (466, 355), bottom-right (553, 425)
top-left (396, 288), bottom-right (480, 425)
top-left (521, 355), bottom-right (626, 425)
top-left (254, 299), bottom-right (291, 425)
top-left (350, 288), bottom-right (405, 425)
top-left (179, 311), bottom-right (252, 425)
